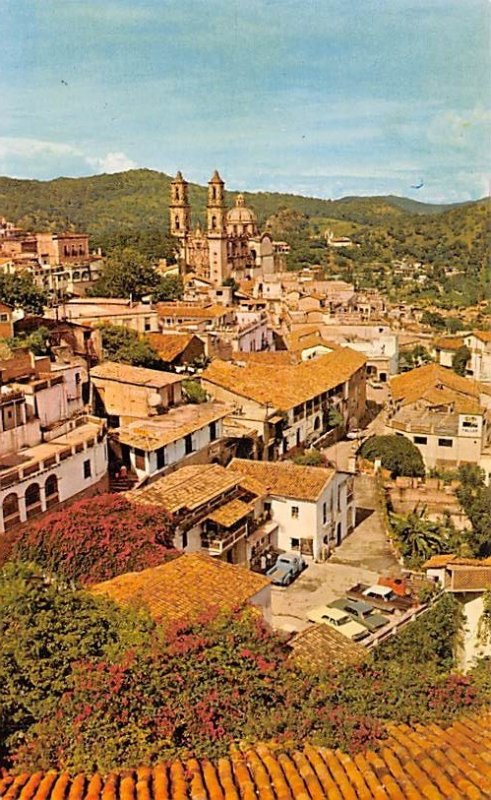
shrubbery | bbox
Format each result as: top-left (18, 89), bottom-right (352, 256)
top-left (9, 494), bottom-right (179, 584)
top-left (1, 563), bottom-right (488, 772)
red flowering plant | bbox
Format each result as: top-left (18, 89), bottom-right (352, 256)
top-left (10, 493), bottom-right (180, 584)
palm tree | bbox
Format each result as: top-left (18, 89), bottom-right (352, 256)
top-left (390, 506), bottom-right (452, 568)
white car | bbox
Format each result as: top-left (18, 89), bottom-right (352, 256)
top-left (346, 429), bottom-right (363, 440)
top-left (307, 605), bottom-right (369, 642)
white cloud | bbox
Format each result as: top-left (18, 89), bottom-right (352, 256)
top-left (86, 152), bottom-right (138, 173)
top-left (0, 137), bottom-right (82, 159)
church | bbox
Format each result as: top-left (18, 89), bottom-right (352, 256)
top-left (169, 170), bottom-right (278, 286)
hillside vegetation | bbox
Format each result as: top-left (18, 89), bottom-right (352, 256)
top-left (0, 169), bottom-right (489, 307)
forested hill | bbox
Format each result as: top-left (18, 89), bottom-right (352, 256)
top-left (0, 168), bottom-right (480, 245)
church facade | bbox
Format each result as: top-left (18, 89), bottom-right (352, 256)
top-left (169, 171), bottom-right (277, 286)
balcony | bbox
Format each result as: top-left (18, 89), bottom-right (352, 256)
top-left (201, 522), bottom-right (248, 555)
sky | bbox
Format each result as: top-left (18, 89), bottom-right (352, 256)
top-left (1, 0), bottom-right (490, 202)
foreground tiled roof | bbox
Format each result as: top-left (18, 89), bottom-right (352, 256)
top-left (91, 553), bottom-right (270, 623)
top-left (228, 458), bottom-right (336, 502)
top-left (202, 348), bottom-right (366, 410)
top-left (1, 714), bottom-right (490, 799)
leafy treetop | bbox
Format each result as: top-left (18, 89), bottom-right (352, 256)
top-left (9, 494), bottom-right (180, 585)
top-left (359, 434), bottom-right (425, 478)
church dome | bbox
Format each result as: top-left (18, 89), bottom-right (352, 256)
top-left (226, 194), bottom-right (257, 225)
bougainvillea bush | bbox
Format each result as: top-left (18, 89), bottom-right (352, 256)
top-left (1, 564), bottom-right (489, 774)
top-left (10, 494), bottom-right (180, 584)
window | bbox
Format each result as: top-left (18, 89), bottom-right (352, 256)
top-left (83, 459), bottom-right (92, 478)
top-left (323, 502), bottom-right (327, 524)
top-left (0, 313), bottom-right (8, 322)
top-left (414, 435), bottom-right (427, 445)
top-left (290, 537), bottom-right (300, 550)
top-left (182, 530), bottom-right (188, 549)
top-left (438, 438), bottom-right (453, 448)
top-left (291, 505), bottom-right (299, 519)
top-left (209, 421), bottom-right (217, 441)
top-left (144, 318), bottom-right (152, 332)
top-left (185, 434), bottom-right (194, 455)
top-left (75, 372), bottom-right (81, 385)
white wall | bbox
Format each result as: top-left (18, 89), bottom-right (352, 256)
top-left (459, 594), bottom-right (491, 670)
top-left (268, 472), bottom-right (354, 560)
top-left (129, 419), bottom-right (223, 479)
top-left (0, 435), bottom-right (108, 533)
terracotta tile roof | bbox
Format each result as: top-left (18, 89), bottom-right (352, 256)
top-left (433, 336), bottom-right (465, 351)
top-left (156, 303), bottom-right (231, 319)
top-left (206, 498), bottom-right (252, 527)
top-left (390, 364), bottom-right (481, 410)
top-left (228, 458), bottom-right (336, 501)
top-left (423, 554), bottom-right (491, 570)
top-left (115, 403), bottom-right (231, 451)
top-left (289, 623), bottom-right (366, 672)
top-left (146, 332), bottom-right (198, 361)
top-left (471, 329), bottom-right (491, 343)
top-left (2, 714), bottom-right (490, 799)
top-left (202, 348), bottom-right (366, 410)
top-left (451, 566), bottom-right (491, 591)
top-left (126, 463), bottom-right (260, 513)
top-left (90, 361), bottom-right (183, 387)
top-left (231, 351), bottom-right (298, 365)
top-left (90, 553), bottom-right (270, 623)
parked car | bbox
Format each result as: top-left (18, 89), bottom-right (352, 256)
top-left (347, 583), bottom-right (414, 612)
top-left (346, 429), bottom-right (363, 440)
top-left (369, 380), bottom-right (383, 389)
top-left (307, 605), bottom-right (369, 642)
top-left (266, 552), bottom-right (306, 586)
top-left (329, 597), bottom-right (390, 632)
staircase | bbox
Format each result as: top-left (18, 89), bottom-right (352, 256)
top-left (109, 471), bottom-right (139, 493)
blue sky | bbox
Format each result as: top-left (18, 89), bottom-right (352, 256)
top-left (1, 0), bottom-right (489, 202)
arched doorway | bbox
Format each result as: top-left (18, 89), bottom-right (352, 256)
top-left (25, 483), bottom-right (41, 519)
top-left (45, 474), bottom-right (59, 509)
top-left (2, 493), bottom-right (20, 531)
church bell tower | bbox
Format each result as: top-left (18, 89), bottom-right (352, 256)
top-left (206, 170), bottom-right (228, 285)
top-left (169, 171), bottom-right (190, 239)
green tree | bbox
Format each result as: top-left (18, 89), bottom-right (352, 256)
top-left (0, 272), bottom-right (47, 314)
top-left (456, 465), bottom-right (491, 557)
top-left (152, 274), bottom-right (183, 301)
top-left (452, 345), bottom-right (471, 376)
top-left (8, 325), bottom-right (51, 356)
top-left (421, 311), bottom-right (446, 330)
top-left (182, 379), bottom-right (207, 404)
top-left (89, 246), bottom-right (159, 299)
top-left (390, 508), bottom-right (453, 568)
top-left (99, 324), bottom-right (163, 368)
top-left (0, 561), bottom-right (153, 757)
top-left (293, 448), bottom-right (324, 466)
top-left (359, 434), bottom-right (425, 478)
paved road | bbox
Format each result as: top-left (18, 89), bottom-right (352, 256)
top-left (330, 473), bottom-right (402, 575)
